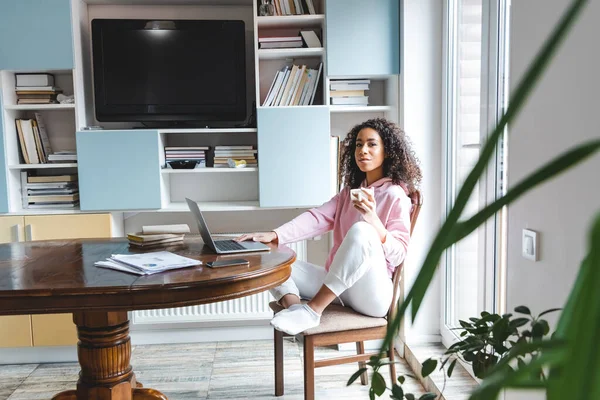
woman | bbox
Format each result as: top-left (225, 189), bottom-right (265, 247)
top-left (236, 118), bottom-right (422, 335)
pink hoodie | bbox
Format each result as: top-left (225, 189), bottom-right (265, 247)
top-left (274, 177), bottom-right (412, 278)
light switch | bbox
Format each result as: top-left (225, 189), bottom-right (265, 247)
top-left (522, 229), bottom-right (539, 261)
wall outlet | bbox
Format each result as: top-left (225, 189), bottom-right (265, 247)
top-left (522, 229), bottom-right (539, 261)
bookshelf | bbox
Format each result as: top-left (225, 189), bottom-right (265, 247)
top-left (0, 69), bottom-right (79, 213)
top-left (0, 0), bottom-right (401, 213)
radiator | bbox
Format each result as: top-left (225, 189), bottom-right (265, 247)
top-left (131, 239), bottom-right (307, 325)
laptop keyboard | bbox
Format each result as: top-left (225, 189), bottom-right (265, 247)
top-left (215, 240), bottom-right (246, 251)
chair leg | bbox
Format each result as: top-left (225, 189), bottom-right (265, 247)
top-left (303, 336), bottom-right (315, 400)
top-left (274, 329), bottom-right (284, 396)
top-left (388, 343), bottom-right (397, 384)
top-left (356, 341), bottom-right (368, 385)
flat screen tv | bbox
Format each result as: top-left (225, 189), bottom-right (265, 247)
top-left (91, 19), bottom-right (247, 126)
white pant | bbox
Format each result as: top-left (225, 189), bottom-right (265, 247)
top-left (270, 222), bottom-right (393, 318)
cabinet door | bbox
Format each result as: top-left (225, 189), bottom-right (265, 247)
top-left (0, 0), bottom-right (74, 70)
top-left (24, 213), bottom-right (112, 240)
top-left (326, 0), bottom-right (400, 76)
top-left (258, 106), bottom-right (331, 207)
top-left (0, 216), bottom-right (31, 347)
top-left (77, 130), bottom-right (162, 210)
top-left (26, 213), bottom-right (112, 347)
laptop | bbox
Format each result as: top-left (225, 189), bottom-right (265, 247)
top-left (185, 198), bottom-right (270, 254)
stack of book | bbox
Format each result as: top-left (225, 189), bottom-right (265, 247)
top-left (213, 145), bottom-right (258, 168)
top-left (128, 224), bottom-right (190, 248)
top-left (262, 62), bottom-right (323, 107)
top-left (268, 0), bottom-right (316, 15)
top-left (15, 73), bottom-right (62, 105)
top-left (165, 146), bottom-right (208, 168)
top-left (21, 172), bottom-right (79, 209)
top-left (329, 79), bottom-right (370, 106)
top-left (258, 36), bottom-right (302, 49)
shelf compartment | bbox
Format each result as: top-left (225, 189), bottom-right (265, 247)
top-left (9, 163), bottom-right (77, 170)
top-left (257, 14), bottom-right (324, 28)
top-left (258, 47), bottom-right (324, 60)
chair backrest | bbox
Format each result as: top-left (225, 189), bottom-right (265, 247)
top-left (388, 190), bottom-right (422, 321)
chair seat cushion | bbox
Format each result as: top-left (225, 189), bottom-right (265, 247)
top-left (269, 301), bottom-right (387, 335)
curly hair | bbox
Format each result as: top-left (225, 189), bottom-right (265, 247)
top-left (339, 118), bottom-right (422, 193)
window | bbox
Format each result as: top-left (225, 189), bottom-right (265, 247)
top-left (442, 0), bottom-right (510, 352)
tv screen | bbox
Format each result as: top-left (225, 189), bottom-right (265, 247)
top-left (91, 19), bottom-right (247, 125)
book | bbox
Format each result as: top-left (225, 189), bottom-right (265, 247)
top-left (127, 233), bottom-right (185, 243)
top-left (15, 73), bottom-right (54, 87)
top-left (94, 251), bottom-right (202, 275)
top-left (28, 174), bottom-right (78, 183)
top-left (330, 96), bottom-right (369, 105)
top-left (300, 30), bottom-right (322, 48)
top-left (141, 224), bottom-right (191, 235)
top-left (309, 62), bottom-right (323, 105)
top-left (128, 239), bottom-right (185, 248)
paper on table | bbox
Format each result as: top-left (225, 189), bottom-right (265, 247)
top-left (94, 251), bottom-right (201, 275)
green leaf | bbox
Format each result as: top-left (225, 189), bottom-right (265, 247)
top-left (448, 359), bottom-right (458, 377)
top-left (514, 306), bottom-right (531, 315)
top-left (397, 375), bottom-right (405, 385)
top-left (538, 308), bottom-right (562, 318)
top-left (419, 394), bottom-right (438, 400)
top-left (531, 320), bottom-right (550, 338)
top-left (347, 367), bottom-right (368, 386)
top-left (391, 384), bottom-right (404, 400)
top-left (405, 395), bottom-right (415, 400)
top-left (453, 139), bottom-right (600, 245)
top-left (509, 318), bottom-right (530, 330)
top-left (421, 358), bottom-right (437, 378)
top-left (548, 213), bottom-right (600, 400)
top-left (371, 371), bottom-right (386, 396)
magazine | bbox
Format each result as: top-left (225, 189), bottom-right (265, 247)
top-left (94, 251), bottom-right (202, 275)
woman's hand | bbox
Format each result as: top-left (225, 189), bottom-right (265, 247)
top-left (235, 231), bottom-right (278, 243)
top-left (352, 188), bottom-right (387, 242)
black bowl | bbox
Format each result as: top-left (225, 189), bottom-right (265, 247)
top-left (167, 160), bottom-right (199, 169)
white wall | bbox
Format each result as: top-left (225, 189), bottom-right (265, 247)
top-left (401, 0), bottom-right (443, 343)
top-left (505, 0), bottom-right (600, 399)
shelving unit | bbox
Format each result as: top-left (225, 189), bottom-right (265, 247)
top-left (0, 69), bottom-right (79, 213)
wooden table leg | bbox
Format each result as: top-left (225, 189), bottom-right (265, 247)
top-left (51, 311), bottom-right (168, 400)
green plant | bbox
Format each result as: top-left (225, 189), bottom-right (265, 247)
top-left (347, 355), bottom-right (437, 400)
top-left (427, 306), bottom-right (561, 381)
top-left (350, 0), bottom-right (600, 398)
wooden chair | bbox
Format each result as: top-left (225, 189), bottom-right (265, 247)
top-left (270, 191), bottom-right (422, 400)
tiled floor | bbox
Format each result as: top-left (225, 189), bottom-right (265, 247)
top-left (0, 339), bottom-right (426, 400)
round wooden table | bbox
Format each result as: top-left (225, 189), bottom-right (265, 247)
top-left (0, 237), bottom-right (294, 400)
